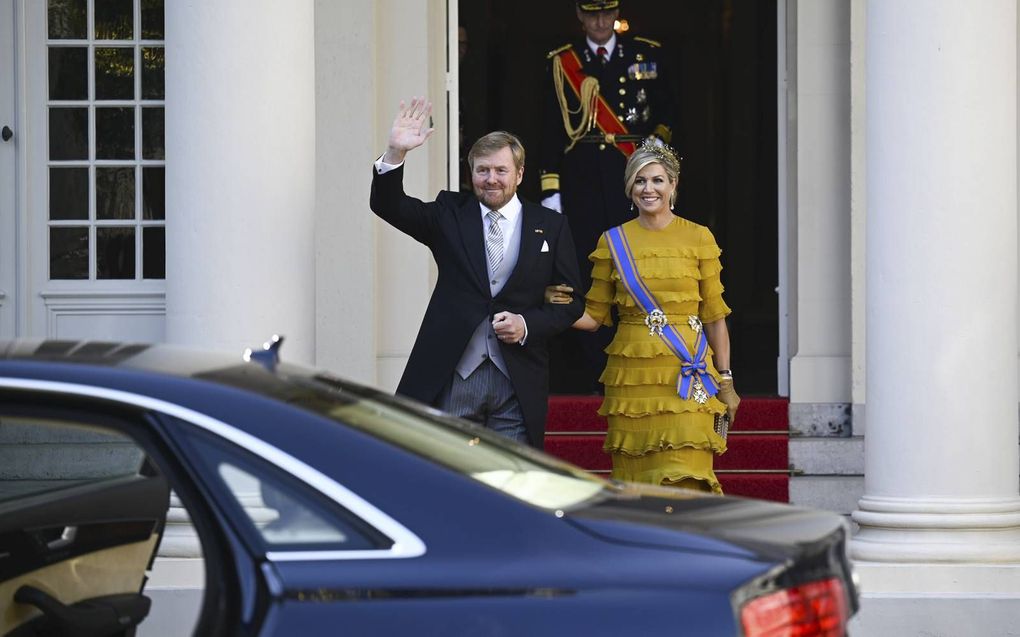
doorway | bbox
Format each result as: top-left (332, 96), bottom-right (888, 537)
top-left (458, 0), bottom-right (779, 394)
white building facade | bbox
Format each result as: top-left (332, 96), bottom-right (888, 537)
top-left (1, 0), bottom-right (1018, 633)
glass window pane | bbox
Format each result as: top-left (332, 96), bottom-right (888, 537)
top-left (141, 47), bottom-right (165, 100)
top-left (96, 227), bottom-right (135, 279)
top-left (178, 423), bottom-right (389, 552)
top-left (96, 107), bottom-right (135, 159)
top-left (48, 47), bottom-right (87, 100)
top-left (94, 0), bottom-right (133, 40)
top-left (141, 0), bottom-right (165, 40)
top-left (48, 0), bottom-right (87, 40)
top-left (49, 107), bottom-right (88, 160)
top-left (50, 227), bottom-right (89, 279)
top-left (142, 166), bottom-right (165, 220)
top-left (0, 418), bottom-right (145, 504)
top-left (220, 463), bottom-right (355, 546)
top-left (50, 167), bottom-right (89, 220)
top-left (95, 47), bottom-right (134, 100)
top-left (96, 167), bottom-right (135, 220)
top-left (142, 107), bottom-right (164, 160)
top-left (142, 227), bottom-right (165, 279)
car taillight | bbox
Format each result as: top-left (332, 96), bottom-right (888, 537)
top-left (740, 577), bottom-right (848, 637)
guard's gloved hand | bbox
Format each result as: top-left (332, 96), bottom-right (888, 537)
top-left (544, 284), bottom-right (574, 305)
top-left (717, 376), bottom-right (740, 424)
top-left (541, 192), bottom-right (562, 213)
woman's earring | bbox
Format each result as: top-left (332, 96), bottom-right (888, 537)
top-left (630, 202), bottom-right (635, 212)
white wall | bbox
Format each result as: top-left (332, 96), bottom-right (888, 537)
top-left (314, 0), bottom-right (380, 384)
top-left (371, 0), bottom-right (448, 391)
top-left (850, 0), bottom-right (867, 432)
top-left (313, 1), bottom-right (448, 389)
top-left (788, 0), bottom-right (852, 404)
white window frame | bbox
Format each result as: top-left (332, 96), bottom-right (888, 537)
top-left (23, 0), bottom-right (166, 341)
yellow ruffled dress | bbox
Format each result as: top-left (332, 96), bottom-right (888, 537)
top-left (586, 217), bottom-right (731, 493)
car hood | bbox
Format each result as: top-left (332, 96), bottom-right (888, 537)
top-left (568, 482), bottom-right (849, 563)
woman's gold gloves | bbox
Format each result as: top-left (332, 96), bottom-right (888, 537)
top-left (544, 284), bottom-right (574, 305)
top-left (717, 376), bottom-right (740, 423)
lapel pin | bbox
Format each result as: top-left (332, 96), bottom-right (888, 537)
top-left (534, 228), bottom-right (544, 234)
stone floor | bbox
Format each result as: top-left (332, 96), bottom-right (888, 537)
top-left (849, 595), bottom-right (1020, 637)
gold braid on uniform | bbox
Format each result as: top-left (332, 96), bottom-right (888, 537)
top-left (552, 54), bottom-right (599, 153)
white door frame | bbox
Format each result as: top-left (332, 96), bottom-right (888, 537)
top-left (446, 0), bottom-right (459, 192)
top-left (776, 0), bottom-right (790, 396)
top-left (0, 0), bottom-right (18, 339)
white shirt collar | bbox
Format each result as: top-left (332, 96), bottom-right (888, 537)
top-left (587, 33), bottom-right (617, 59)
top-left (481, 194), bottom-right (522, 224)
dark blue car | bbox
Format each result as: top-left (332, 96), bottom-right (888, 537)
top-left (0, 338), bottom-right (857, 636)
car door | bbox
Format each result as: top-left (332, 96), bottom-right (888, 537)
top-left (0, 408), bottom-right (169, 636)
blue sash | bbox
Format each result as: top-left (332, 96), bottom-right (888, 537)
top-left (604, 225), bottom-right (719, 403)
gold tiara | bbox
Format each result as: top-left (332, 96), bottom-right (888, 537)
top-left (637, 137), bottom-right (680, 173)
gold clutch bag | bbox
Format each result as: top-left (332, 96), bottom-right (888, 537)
top-left (713, 413), bottom-right (730, 441)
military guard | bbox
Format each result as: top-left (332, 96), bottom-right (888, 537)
top-left (541, 0), bottom-right (678, 392)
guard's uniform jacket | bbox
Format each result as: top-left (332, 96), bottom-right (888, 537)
top-left (540, 35), bottom-right (677, 393)
top-left (539, 35), bottom-right (677, 289)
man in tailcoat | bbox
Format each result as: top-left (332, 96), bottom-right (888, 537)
top-left (371, 97), bottom-right (584, 448)
top-left (540, 0), bottom-right (678, 392)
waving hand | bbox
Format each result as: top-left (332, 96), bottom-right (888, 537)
top-left (383, 97), bottom-right (435, 164)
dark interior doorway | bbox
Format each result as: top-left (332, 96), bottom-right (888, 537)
top-left (459, 0), bottom-right (778, 395)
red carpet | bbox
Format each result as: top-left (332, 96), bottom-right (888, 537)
top-left (545, 396), bottom-right (789, 502)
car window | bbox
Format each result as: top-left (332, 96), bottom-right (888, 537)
top-left (307, 381), bottom-right (607, 511)
top-left (219, 463), bottom-right (350, 546)
top-left (183, 428), bottom-right (390, 552)
top-left (0, 410), bottom-right (180, 637)
top-left (189, 367), bottom-right (610, 512)
top-left (0, 416), bottom-right (145, 504)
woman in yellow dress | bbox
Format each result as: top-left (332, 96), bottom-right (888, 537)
top-left (547, 141), bottom-right (740, 493)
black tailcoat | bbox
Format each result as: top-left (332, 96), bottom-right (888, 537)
top-left (370, 166), bottom-right (584, 447)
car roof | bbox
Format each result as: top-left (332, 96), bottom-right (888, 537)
top-left (0, 338), bottom-right (370, 403)
top-left (1, 339), bottom-right (236, 372)
top-left (0, 337), bottom-right (438, 419)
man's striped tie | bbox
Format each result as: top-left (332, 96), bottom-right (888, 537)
top-left (485, 209), bottom-right (504, 275)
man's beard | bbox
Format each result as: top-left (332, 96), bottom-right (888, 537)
top-left (477, 188), bottom-right (513, 210)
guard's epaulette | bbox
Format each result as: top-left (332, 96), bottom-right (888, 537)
top-left (546, 43), bottom-right (573, 59)
top-left (633, 36), bottom-right (661, 48)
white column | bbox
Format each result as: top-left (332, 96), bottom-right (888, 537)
top-left (164, 0), bottom-right (316, 364)
top-left (159, 0), bottom-right (314, 582)
top-left (853, 0), bottom-right (1020, 569)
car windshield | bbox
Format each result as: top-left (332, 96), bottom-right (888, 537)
top-left (297, 373), bottom-right (609, 512)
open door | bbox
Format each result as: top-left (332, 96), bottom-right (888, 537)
top-left (458, 0), bottom-right (780, 394)
top-left (0, 415), bottom-right (169, 637)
